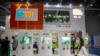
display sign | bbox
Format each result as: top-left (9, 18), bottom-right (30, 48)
top-left (20, 36), bottom-right (32, 44)
top-left (41, 37), bottom-right (51, 44)
top-left (61, 37), bottom-right (70, 45)
top-left (16, 8), bottom-right (38, 21)
top-left (73, 8), bottom-right (83, 15)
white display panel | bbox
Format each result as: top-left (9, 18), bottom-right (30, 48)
top-left (20, 36), bottom-right (32, 44)
top-left (39, 32), bottom-right (52, 56)
top-left (41, 37), bottom-right (51, 44)
top-left (61, 37), bottom-right (70, 45)
top-left (59, 32), bottom-right (71, 56)
top-left (60, 36), bottom-right (71, 56)
top-left (18, 32), bottom-right (33, 56)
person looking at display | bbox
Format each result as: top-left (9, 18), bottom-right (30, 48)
top-left (12, 36), bottom-right (18, 51)
top-left (52, 42), bottom-right (58, 54)
top-left (1, 37), bottom-right (10, 56)
top-left (11, 36), bottom-right (18, 56)
top-left (71, 34), bottom-right (76, 53)
top-left (33, 42), bottom-right (38, 54)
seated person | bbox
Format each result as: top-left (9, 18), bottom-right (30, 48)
top-left (33, 42), bottom-right (38, 54)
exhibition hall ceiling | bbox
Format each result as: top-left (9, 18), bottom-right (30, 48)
top-left (0, 0), bottom-right (100, 26)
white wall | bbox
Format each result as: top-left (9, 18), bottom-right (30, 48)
top-left (44, 6), bottom-right (86, 38)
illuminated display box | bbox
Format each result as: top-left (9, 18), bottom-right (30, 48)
top-left (41, 37), bottom-right (51, 44)
top-left (20, 36), bottom-right (32, 44)
top-left (61, 37), bottom-right (70, 45)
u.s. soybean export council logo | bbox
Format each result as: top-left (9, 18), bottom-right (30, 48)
top-left (16, 8), bottom-right (38, 21)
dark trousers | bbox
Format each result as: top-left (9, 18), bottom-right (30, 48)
top-left (71, 47), bottom-right (75, 53)
top-left (2, 49), bottom-right (8, 56)
top-left (52, 48), bottom-right (54, 54)
top-left (13, 47), bottom-right (17, 51)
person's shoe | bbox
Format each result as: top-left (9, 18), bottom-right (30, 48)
top-left (13, 55), bottom-right (16, 56)
top-left (75, 54), bottom-right (77, 56)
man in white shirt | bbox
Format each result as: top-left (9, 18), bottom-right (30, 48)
top-left (12, 36), bottom-right (18, 56)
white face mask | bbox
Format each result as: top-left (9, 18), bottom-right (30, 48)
top-left (76, 39), bottom-right (79, 43)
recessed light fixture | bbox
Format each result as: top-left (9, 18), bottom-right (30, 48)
top-left (45, 3), bottom-right (49, 7)
top-left (90, 4), bottom-right (93, 6)
top-left (80, 4), bottom-right (82, 7)
top-left (69, 3), bottom-right (72, 8)
top-left (26, 2), bottom-right (30, 4)
top-left (56, 3), bottom-right (61, 7)
top-left (48, 14), bottom-right (51, 17)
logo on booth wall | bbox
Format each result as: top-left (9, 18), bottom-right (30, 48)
top-left (16, 8), bottom-right (38, 21)
top-left (17, 10), bottom-right (35, 18)
top-left (73, 8), bottom-right (83, 19)
top-left (17, 10), bottom-right (24, 18)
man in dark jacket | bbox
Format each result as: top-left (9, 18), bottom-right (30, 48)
top-left (71, 34), bottom-right (76, 53)
top-left (1, 37), bottom-right (10, 56)
top-left (33, 42), bottom-right (38, 54)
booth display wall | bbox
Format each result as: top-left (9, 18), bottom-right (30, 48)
top-left (44, 6), bottom-right (86, 38)
top-left (3, 5), bottom-right (86, 56)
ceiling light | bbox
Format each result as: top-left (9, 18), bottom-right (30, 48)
top-left (16, 4), bottom-right (21, 8)
top-left (56, 4), bottom-right (61, 7)
top-left (45, 3), bottom-right (49, 7)
top-left (90, 4), bottom-right (93, 6)
top-left (69, 3), bottom-right (72, 8)
top-left (26, 2), bottom-right (30, 4)
top-left (48, 14), bottom-right (51, 17)
top-left (80, 4), bottom-right (82, 7)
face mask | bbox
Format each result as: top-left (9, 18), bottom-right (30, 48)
top-left (76, 39), bottom-right (79, 43)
